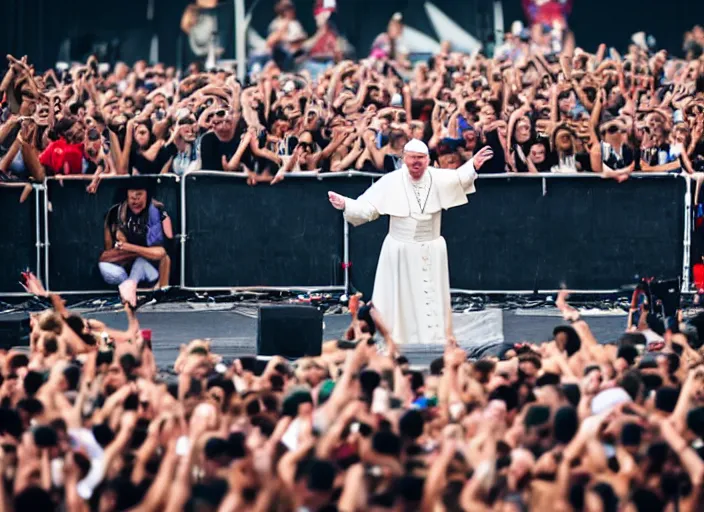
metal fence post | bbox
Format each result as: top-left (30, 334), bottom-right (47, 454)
top-left (180, 174), bottom-right (187, 288)
top-left (34, 184), bottom-right (42, 283)
top-left (682, 175), bottom-right (692, 292)
top-left (43, 181), bottom-right (50, 291)
top-left (343, 218), bottom-right (349, 294)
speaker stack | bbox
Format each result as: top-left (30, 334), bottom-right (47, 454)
top-left (257, 305), bottom-right (323, 359)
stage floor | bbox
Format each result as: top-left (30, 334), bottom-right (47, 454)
top-left (74, 304), bottom-right (627, 370)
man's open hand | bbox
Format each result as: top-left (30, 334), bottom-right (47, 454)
top-left (328, 191), bottom-right (345, 211)
top-left (472, 146), bottom-right (494, 170)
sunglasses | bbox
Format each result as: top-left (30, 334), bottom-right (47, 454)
top-left (604, 125), bottom-right (624, 135)
top-left (298, 142), bottom-right (313, 150)
top-left (178, 118), bottom-right (196, 126)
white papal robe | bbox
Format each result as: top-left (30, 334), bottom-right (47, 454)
top-left (341, 159), bottom-right (478, 345)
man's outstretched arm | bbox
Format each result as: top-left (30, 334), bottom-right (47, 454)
top-left (328, 191), bottom-right (380, 227)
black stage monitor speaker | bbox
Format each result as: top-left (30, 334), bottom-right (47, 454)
top-left (257, 305), bottom-right (323, 359)
top-left (0, 317), bottom-right (31, 350)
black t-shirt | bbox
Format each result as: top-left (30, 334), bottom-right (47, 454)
top-left (384, 153), bottom-right (403, 173)
top-left (576, 152), bottom-right (592, 173)
top-left (83, 158), bottom-right (102, 175)
top-left (477, 130), bottom-right (507, 174)
top-left (532, 159), bottom-right (552, 173)
top-left (200, 131), bottom-right (239, 171)
top-left (129, 147), bottom-right (173, 175)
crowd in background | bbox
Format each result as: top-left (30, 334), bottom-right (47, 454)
top-left (1, 9), bottom-right (704, 193)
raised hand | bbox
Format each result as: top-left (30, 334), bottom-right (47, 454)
top-left (20, 272), bottom-right (48, 297)
top-left (328, 191), bottom-right (345, 211)
top-left (472, 146), bottom-right (494, 170)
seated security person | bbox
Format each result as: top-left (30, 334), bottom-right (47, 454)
top-left (99, 179), bottom-right (172, 306)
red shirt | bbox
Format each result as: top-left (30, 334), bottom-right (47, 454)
top-left (39, 139), bottom-right (85, 175)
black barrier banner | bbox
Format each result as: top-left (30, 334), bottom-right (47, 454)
top-left (344, 175), bottom-right (686, 296)
top-left (23, 173), bottom-right (688, 296)
top-left (183, 174), bottom-right (370, 288)
top-left (45, 177), bottom-right (181, 292)
top-left (443, 178), bottom-right (547, 291)
top-left (0, 185), bottom-right (39, 294)
top-left (536, 177), bottom-right (685, 290)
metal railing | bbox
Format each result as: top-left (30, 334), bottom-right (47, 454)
top-left (0, 170), bottom-right (693, 296)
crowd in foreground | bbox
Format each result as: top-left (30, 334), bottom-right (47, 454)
top-left (0, 274), bottom-right (701, 511)
top-left (1, 19), bottom-right (704, 193)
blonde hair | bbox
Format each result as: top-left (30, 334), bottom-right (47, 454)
top-left (38, 311), bottom-right (63, 335)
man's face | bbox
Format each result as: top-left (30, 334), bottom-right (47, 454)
top-left (298, 133), bottom-right (314, 154)
top-left (463, 129), bottom-right (477, 150)
top-left (479, 105), bottom-right (496, 125)
top-left (272, 119), bottom-right (290, 136)
top-left (303, 111), bottom-right (319, 131)
top-left (249, 89), bottom-right (263, 109)
top-left (529, 144), bottom-right (546, 163)
top-left (178, 117), bottom-right (197, 142)
top-left (213, 113), bottom-right (234, 138)
top-left (555, 130), bottom-right (573, 151)
top-left (558, 91), bottom-right (576, 113)
top-left (84, 131), bottom-right (102, 159)
top-left (66, 122), bottom-right (86, 144)
top-left (438, 152), bottom-right (461, 169)
top-left (404, 151), bottom-right (429, 180)
top-left (604, 124), bottom-right (626, 145)
top-left (515, 118), bottom-right (532, 143)
top-left (134, 124), bottom-right (151, 149)
top-left (127, 189), bottom-right (148, 215)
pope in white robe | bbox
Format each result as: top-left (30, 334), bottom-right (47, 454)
top-left (328, 140), bottom-right (494, 345)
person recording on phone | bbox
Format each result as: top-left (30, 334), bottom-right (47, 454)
top-left (99, 180), bottom-right (172, 307)
top-left (199, 108), bottom-right (253, 171)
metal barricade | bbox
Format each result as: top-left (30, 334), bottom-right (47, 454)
top-left (43, 175), bottom-right (181, 294)
top-left (0, 171), bottom-right (691, 297)
top-left (0, 183), bottom-right (43, 296)
top-left (180, 171), bottom-right (372, 291)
